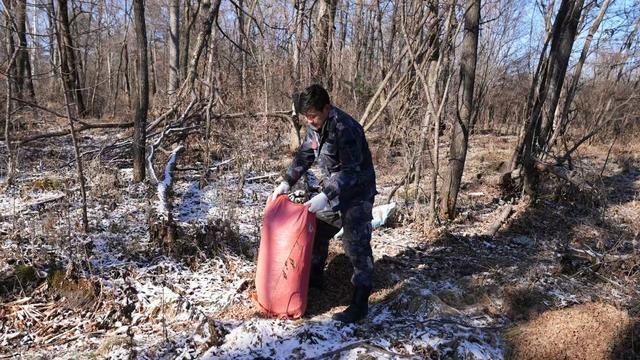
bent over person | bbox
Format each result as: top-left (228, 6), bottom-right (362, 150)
top-left (271, 84), bottom-right (377, 323)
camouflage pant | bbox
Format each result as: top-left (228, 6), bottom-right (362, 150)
top-left (311, 198), bottom-right (374, 288)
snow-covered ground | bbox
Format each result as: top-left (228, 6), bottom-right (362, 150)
top-left (0, 167), bottom-right (509, 359)
top-left (2, 134), bottom-right (638, 359)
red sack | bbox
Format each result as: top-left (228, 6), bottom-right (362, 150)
top-left (254, 195), bottom-right (316, 318)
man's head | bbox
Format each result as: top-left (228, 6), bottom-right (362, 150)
top-left (293, 84), bottom-right (332, 130)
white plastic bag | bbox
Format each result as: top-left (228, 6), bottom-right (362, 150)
top-left (335, 202), bottom-right (397, 238)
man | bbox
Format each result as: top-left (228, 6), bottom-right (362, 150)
top-left (271, 84), bottom-right (377, 323)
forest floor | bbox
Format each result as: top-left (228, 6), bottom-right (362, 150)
top-left (1, 129), bottom-right (639, 359)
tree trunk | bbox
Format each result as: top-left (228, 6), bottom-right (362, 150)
top-left (336, 2), bottom-right (348, 94)
top-left (293, 0), bottom-right (306, 85)
top-left (15, 0), bottom-right (36, 100)
top-left (182, 0), bottom-right (223, 94)
top-left (181, 0), bottom-right (200, 82)
top-left (537, 0), bottom-right (585, 148)
top-left (169, 0), bottom-right (180, 94)
top-left (549, 0), bottom-right (612, 150)
top-left (107, 50), bottom-right (113, 97)
top-left (150, 38), bottom-right (157, 96)
top-left (513, 0), bottom-right (584, 195)
top-left (237, 0), bottom-right (247, 96)
top-left (352, 0), bottom-right (364, 91)
top-left (91, 4), bottom-right (105, 115)
top-left (412, 0), bottom-right (440, 205)
top-left (123, 42), bottom-right (131, 109)
top-left (30, 5), bottom-right (38, 85)
top-left (112, 41), bottom-right (126, 117)
top-left (313, 0), bottom-right (339, 90)
top-left (386, 2), bottom-right (398, 73)
top-left (439, 0), bottom-right (480, 220)
top-left (52, 0), bottom-right (88, 231)
top-left (3, 50), bottom-right (18, 187)
top-left (46, 0), bottom-right (58, 86)
top-left (4, 1), bottom-right (19, 98)
top-left (180, 0), bottom-right (191, 81)
top-left (431, 0), bottom-right (456, 222)
top-left (132, 0), bottom-right (149, 183)
top-left (77, 1), bottom-right (95, 98)
top-left (375, 0), bottom-right (386, 73)
top-left (56, 0), bottom-right (86, 117)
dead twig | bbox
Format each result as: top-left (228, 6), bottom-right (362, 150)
top-left (245, 172), bottom-right (279, 182)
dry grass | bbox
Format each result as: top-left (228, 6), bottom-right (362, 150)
top-left (506, 302), bottom-right (637, 360)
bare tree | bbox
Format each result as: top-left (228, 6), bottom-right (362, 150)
top-left (132, 0), bottom-right (149, 182)
top-left (236, 0), bottom-right (247, 96)
top-left (150, 38), bottom-right (158, 96)
top-left (15, 0), bottom-right (36, 100)
top-left (511, 0), bottom-right (585, 195)
top-left (181, 0), bottom-right (223, 93)
top-left (4, 0), bottom-right (18, 97)
top-left (180, 0), bottom-right (200, 81)
top-left (548, 0), bottom-right (613, 151)
top-left (293, 0), bottom-right (307, 85)
top-left (440, 0), bottom-right (481, 220)
top-left (408, 0), bottom-right (441, 208)
top-left (51, 0), bottom-right (89, 231)
top-left (430, 0), bottom-right (457, 223)
top-left (3, 49), bottom-right (18, 188)
top-left (313, 0), bottom-right (339, 89)
top-left (0, 0), bottom-right (635, 227)
top-left (169, 0), bottom-right (180, 95)
top-left (56, 0), bottom-right (87, 116)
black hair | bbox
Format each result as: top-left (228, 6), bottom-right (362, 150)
top-left (293, 84), bottom-right (331, 114)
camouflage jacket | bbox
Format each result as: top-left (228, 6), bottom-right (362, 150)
top-left (284, 107), bottom-right (377, 210)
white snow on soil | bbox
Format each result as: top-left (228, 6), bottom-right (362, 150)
top-left (0, 169), bottom-right (539, 359)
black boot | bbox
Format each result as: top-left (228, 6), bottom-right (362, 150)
top-left (309, 268), bottom-right (324, 290)
top-left (332, 286), bottom-right (371, 323)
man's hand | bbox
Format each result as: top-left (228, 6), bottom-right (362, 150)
top-left (271, 181), bottom-right (290, 201)
top-left (304, 192), bottom-right (329, 213)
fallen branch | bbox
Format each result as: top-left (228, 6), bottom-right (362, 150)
top-left (146, 126), bottom-right (172, 185)
top-left (0, 194), bottom-right (66, 219)
top-left (10, 97), bottom-right (92, 127)
top-left (148, 145), bottom-right (184, 256)
top-left (156, 145), bottom-right (185, 218)
top-left (15, 121), bottom-right (134, 145)
top-left (146, 105), bottom-right (180, 132)
top-left (216, 110), bottom-right (291, 121)
top-left (310, 340), bottom-right (411, 360)
top-left (483, 205), bottom-right (513, 237)
top-left (8, 108), bottom-right (291, 146)
top-left (533, 160), bottom-right (593, 191)
top-left (564, 247), bottom-right (635, 263)
top-left (176, 158), bottom-right (235, 172)
top-left (27, 194), bottom-right (66, 208)
top-left (380, 254), bottom-right (414, 268)
top-left (245, 172), bottom-right (279, 182)
top-left (587, 267), bottom-right (640, 295)
top-left (42, 324), bottom-right (80, 344)
top-left (8, 102), bottom-right (192, 146)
